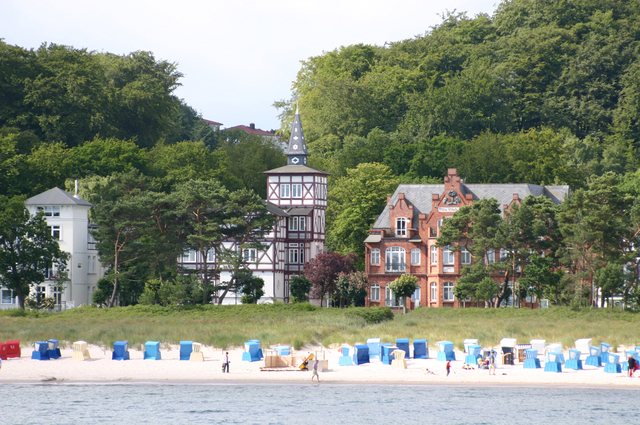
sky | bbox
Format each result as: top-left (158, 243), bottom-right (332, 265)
top-left (2, 0), bottom-right (500, 132)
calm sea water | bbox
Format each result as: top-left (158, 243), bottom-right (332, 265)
top-left (0, 383), bottom-right (638, 424)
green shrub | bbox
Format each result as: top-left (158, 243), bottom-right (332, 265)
top-left (345, 307), bottom-right (394, 324)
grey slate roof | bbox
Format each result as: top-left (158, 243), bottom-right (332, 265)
top-left (286, 207), bottom-right (313, 216)
top-left (25, 187), bottom-right (93, 207)
top-left (264, 164), bottom-right (330, 175)
top-left (372, 183), bottom-right (570, 229)
top-left (285, 105), bottom-right (309, 158)
top-left (264, 201), bottom-right (289, 217)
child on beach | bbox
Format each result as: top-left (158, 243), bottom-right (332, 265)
top-left (446, 360), bottom-right (451, 376)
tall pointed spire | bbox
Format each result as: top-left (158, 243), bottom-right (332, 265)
top-left (285, 104), bottom-right (309, 166)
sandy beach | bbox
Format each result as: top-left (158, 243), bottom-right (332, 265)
top-left (2, 343), bottom-right (639, 387)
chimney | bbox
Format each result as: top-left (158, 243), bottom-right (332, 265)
top-left (74, 180), bottom-right (79, 198)
top-left (249, 123), bottom-right (255, 130)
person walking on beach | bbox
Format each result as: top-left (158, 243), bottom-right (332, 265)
top-left (628, 355), bottom-right (636, 378)
top-left (489, 351), bottom-right (497, 375)
top-left (446, 360), bottom-right (451, 376)
top-left (223, 351), bottom-right (229, 373)
top-left (311, 359), bottom-right (320, 383)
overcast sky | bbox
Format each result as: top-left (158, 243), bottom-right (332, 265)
top-left (3, 0), bottom-right (499, 132)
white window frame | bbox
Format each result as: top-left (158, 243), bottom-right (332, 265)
top-left (443, 281), bottom-right (455, 302)
top-left (289, 248), bottom-right (299, 264)
top-left (430, 246), bottom-right (437, 264)
top-left (280, 184), bottom-right (290, 198)
top-left (411, 285), bottom-right (421, 303)
top-left (396, 217), bottom-right (407, 236)
top-left (411, 248), bottom-right (421, 265)
top-left (385, 247), bottom-right (406, 273)
top-left (292, 184), bottom-right (302, 198)
top-left (243, 248), bottom-right (257, 263)
top-left (299, 248), bottom-right (305, 265)
top-left (430, 282), bottom-right (437, 302)
top-left (443, 246), bottom-right (454, 265)
top-left (182, 250), bottom-right (196, 263)
top-left (38, 206), bottom-right (60, 217)
top-left (500, 248), bottom-right (509, 263)
top-left (486, 249), bottom-right (495, 264)
top-left (385, 285), bottom-right (400, 307)
top-left (49, 225), bottom-right (61, 240)
top-left (299, 216), bottom-right (306, 231)
top-left (2, 289), bottom-right (14, 304)
top-left (370, 283), bottom-right (380, 302)
top-left (371, 248), bottom-right (380, 265)
top-left (461, 247), bottom-right (471, 265)
top-left (289, 216), bottom-right (298, 231)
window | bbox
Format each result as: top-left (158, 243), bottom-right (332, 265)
top-left (443, 246), bottom-right (454, 265)
top-left (396, 218), bottom-right (407, 236)
top-left (207, 249), bottom-right (215, 262)
top-left (411, 285), bottom-right (421, 305)
top-left (485, 249), bottom-right (495, 264)
top-left (385, 247), bottom-right (406, 272)
top-left (443, 282), bottom-right (455, 302)
top-left (36, 286), bottom-right (46, 302)
top-left (430, 282), bottom-right (437, 302)
top-left (289, 248), bottom-right (299, 264)
top-left (289, 217), bottom-right (298, 231)
top-left (500, 248), bottom-right (509, 263)
top-left (385, 285), bottom-right (399, 306)
top-left (280, 184), bottom-right (290, 198)
top-left (430, 246), bottom-right (437, 264)
top-left (48, 226), bottom-right (60, 240)
top-left (411, 248), bottom-right (421, 265)
top-left (52, 287), bottom-right (62, 304)
top-left (37, 206), bottom-right (60, 217)
top-left (243, 248), bottom-right (257, 262)
top-left (182, 250), bottom-right (196, 263)
top-left (292, 184), bottom-right (302, 198)
top-left (299, 217), bottom-right (306, 231)
top-left (371, 249), bottom-right (380, 265)
top-left (461, 247), bottom-right (471, 265)
top-left (299, 248), bottom-right (305, 265)
top-left (2, 289), bottom-right (13, 304)
top-left (370, 284), bottom-right (380, 302)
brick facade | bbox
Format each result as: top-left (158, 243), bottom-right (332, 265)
top-left (364, 169), bottom-right (569, 310)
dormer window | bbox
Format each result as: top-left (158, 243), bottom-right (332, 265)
top-left (396, 218), bottom-right (407, 236)
top-left (37, 206), bottom-right (60, 217)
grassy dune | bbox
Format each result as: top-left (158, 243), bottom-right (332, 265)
top-left (1, 304), bottom-right (639, 352)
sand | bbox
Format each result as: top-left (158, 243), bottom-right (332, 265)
top-left (1, 343), bottom-right (639, 387)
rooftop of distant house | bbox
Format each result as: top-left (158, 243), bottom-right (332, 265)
top-left (224, 123), bottom-right (278, 137)
top-left (202, 119), bottom-right (223, 126)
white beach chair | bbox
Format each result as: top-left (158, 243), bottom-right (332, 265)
top-left (189, 342), bottom-right (204, 361)
top-left (72, 341), bottom-right (91, 361)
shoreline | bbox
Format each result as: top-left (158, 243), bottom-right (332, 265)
top-left (2, 343), bottom-right (639, 388)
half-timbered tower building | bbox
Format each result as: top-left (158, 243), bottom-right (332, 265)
top-left (364, 169), bottom-right (569, 310)
top-left (180, 107), bottom-right (328, 304)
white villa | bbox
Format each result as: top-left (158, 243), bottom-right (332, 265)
top-left (1, 187), bottom-right (105, 309)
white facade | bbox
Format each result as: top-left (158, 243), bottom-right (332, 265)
top-left (1, 187), bottom-right (105, 310)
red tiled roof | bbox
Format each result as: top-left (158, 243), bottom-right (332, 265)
top-left (202, 119), bottom-right (223, 125)
top-left (225, 124), bottom-right (277, 137)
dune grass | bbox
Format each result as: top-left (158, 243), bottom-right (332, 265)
top-left (1, 304), bottom-right (639, 352)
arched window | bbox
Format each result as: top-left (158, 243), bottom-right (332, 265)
top-left (411, 248), bottom-right (421, 265)
top-left (443, 282), bottom-right (455, 302)
top-left (430, 282), bottom-right (437, 302)
top-left (371, 248), bottom-right (380, 265)
top-left (411, 285), bottom-right (421, 307)
top-left (430, 246), bottom-right (437, 264)
top-left (385, 284), bottom-right (399, 306)
top-left (461, 247), bottom-right (471, 265)
top-left (370, 283), bottom-right (380, 302)
top-left (385, 247), bottom-right (406, 272)
top-left (443, 246), bottom-right (454, 265)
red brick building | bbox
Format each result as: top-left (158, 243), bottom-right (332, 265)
top-left (364, 169), bottom-right (569, 309)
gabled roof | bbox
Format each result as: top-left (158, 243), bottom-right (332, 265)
top-left (372, 183), bottom-right (569, 229)
top-left (202, 119), bottom-right (223, 126)
top-left (25, 187), bottom-right (93, 207)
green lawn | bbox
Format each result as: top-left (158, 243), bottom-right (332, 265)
top-left (1, 304), bottom-right (638, 352)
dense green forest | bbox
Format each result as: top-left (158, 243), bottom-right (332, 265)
top-left (4, 0), bottom-right (640, 308)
